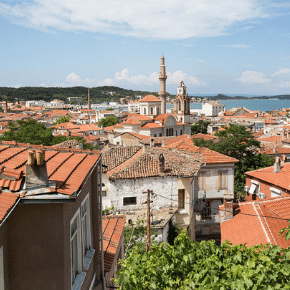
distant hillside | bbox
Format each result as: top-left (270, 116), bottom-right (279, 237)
top-left (0, 86), bottom-right (167, 103)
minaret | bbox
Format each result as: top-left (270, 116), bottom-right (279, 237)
top-left (88, 88), bottom-right (91, 110)
top-left (158, 55), bottom-right (167, 114)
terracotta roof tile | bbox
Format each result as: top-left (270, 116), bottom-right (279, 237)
top-left (246, 163), bottom-right (290, 190)
top-left (102, 215), bottom-right (126, 272)
top-left (221, 198), bottom-right (290, 248)
top-left (139, 95), bottom-right (161, 102)
top-left (108, 147), bottom-right (204, 180)
top-left (165, 138), bottom-right (238, 164)
top-left (123, 117), bottom-right (142, 125)
top-left (0, 191), bottom-right (19, 223)
top-left (102, 147), bottom-right (142, 173)
top-left (140, 123), bottom-right (162, 129)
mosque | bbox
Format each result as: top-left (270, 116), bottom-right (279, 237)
top-left (113, 56), bottom-right (191, 137)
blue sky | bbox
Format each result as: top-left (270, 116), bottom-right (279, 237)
top-left (1, 0), bottom-right (290, 95)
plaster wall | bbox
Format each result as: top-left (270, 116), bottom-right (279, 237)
top-left (110, 176), bottom-right (179, 211)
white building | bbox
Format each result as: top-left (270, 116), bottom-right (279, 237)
top-left (202, 102), bottom-right (225, 117)
top-left (101, 146), bottom-right (204, 240)
top-left (128, 101), bottom-right (140, 113)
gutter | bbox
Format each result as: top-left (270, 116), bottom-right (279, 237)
top-left (0, 196), bottom-right (21, 228)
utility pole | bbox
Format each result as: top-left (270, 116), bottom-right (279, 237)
top-left (143, 189), bottom-right (153, 252)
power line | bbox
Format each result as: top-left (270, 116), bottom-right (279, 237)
top-left (153, 193), bottom-right (290, 221)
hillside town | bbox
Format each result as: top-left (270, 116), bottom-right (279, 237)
top-left (1, 56), bottom-right (290, 289)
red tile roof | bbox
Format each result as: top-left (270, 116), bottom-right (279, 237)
top-left (107, 147), bottom-right (204, 180)
top-left (258, 135), bottom-right (281, 142)
top-left (245, 162), bottom-right (290, 191)
top-left (126, 114), bottom-right (152, 121)
top-left (140, 123), bottom-right (162, 129)
top-left (102, 215), bottom-right (126, 272)
top-left (0, 142), bottom-right (101, 196)
top-left (54, 122), bottom-right (79, 130)
top-left (139, 95), bottom-right (161, 102)
top-left (221, 198), bottom-right (290, 248)
top-left (102, 147), bottom-right (142, 173)
top-left (123, 117), bottom-right (142, 125)
top-left (192, 133), bottom-right (218, 141)
top-left (165, 137), bottom-right (238, 164)
top-left (0, 191), bottom-right (19, 224)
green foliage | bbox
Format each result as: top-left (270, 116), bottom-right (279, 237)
top-left (102, 206), bottom-right (114, 216)
top-left (124, 216), bottom-right (159, 258)
top-left (115, 231), bottom-right (290, 290)
top-left (0, 119), bottom-right (96, 150)
top-left (106, 107), bottom-right (114, 111)
top-left (98, 116), bottom-right (119, 128)
top-left (53, 115), bottom-right (71, 125)
top-left (191, 120), bottom-right (210, 135)
top-left (193, 124), bottom-right (274, 200)
top-left (1, 119), bottom-right (55, 145)
top-left (280, 220), bottom-right (290, 241)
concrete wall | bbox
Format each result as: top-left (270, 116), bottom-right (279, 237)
top-left (5, 166), bottom-right (102, 290)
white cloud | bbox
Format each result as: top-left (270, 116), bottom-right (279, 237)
top-left (57, 69), bottom-right (207, 88)
top-left (0, 0), bottom-right (267, 39)
top-left (239, 71), bottom-right (271, 84)
top-left (272, 68), bottom-right (290, 76)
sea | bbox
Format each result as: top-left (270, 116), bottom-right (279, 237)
top-left (188, 99), bottom-right (290, 112)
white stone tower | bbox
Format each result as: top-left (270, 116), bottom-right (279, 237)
top-left (158, 55), bottom-right (167, 114)
top-left (174, 80), bottom-right (190, 123)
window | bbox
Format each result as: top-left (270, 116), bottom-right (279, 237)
top-left (180, 130), bottom-right (183, 135)
top-left (249, 180), bottom-right (259, 195)
top-left (218, 171), bottom-right (228, 190)
top-left (198, 172), bottom-right (211, 190)
top-left (0, 247), bottom-right (4, 290)
top-left (151, 107), bottom-right (153, 114)
top-left (144, 108), bottom-right (146, 115)
top-left (70, 210), bottom-right (82, 285)
top-left (123, 197), bottom-right (137, 206)
top-left (102, 191), bottom-right (107, 197)
top-left (270, 187), bottom-right (282, 198)
top-left (157, 108), bottom-right (160, 115)
top-left (178, 189), bottom-right (185, 209)
top-left (81, 195), bottom-right (91, 257)
top-left (178, 101), bottom-right (181, 111)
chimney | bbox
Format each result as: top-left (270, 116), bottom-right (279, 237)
top-left (273, 156), bottom-right (281, 173)
top-left (150, 138), bottom-right (154, 147)
top-left (3, 101), bottom-right (8, 113)
top-left (159, 153), bottom-right (165, 173)
top-left (26, 149), bottom-right (49, 189)
top-left (88, 88), bottom-right (91, 110)
top-left (224, 199), bottom-right (233, 220)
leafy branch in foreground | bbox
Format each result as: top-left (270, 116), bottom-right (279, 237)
top-left (115, 231), bottom-right (290, 290)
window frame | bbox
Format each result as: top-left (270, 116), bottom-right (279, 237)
top-left (81, 194), bottom-right (92, 259)
top-left (178, 189), bottom-right (185, 209)
top-left (218, 170), bottom-right (228, 190)
top-left (70, 209), bottom-right (82, 286)
top-left (123, 197), bottom-right (137, 206)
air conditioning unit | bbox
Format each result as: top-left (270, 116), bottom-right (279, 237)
top-left (258, 192), bottom-right (266, 199)
top-left (244, 186), bottom-right (250, 192)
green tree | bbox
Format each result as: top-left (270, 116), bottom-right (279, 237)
top-left (115, 231), bottom-right (290, 290)
top-left (193, 124), bottom-right (274, 200)
top-left (280, 220), bottom-right (290, 241)
top-left (98, 116), bottom-right (119, 128)
top-left (0, 119), bottom-right (97, 150)
top-left (191, 120), bottom-right (210, 135)
top-left (53, 115), bottom-right (71, 125)
top-left (106, 107), bottom-right (114, 111)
